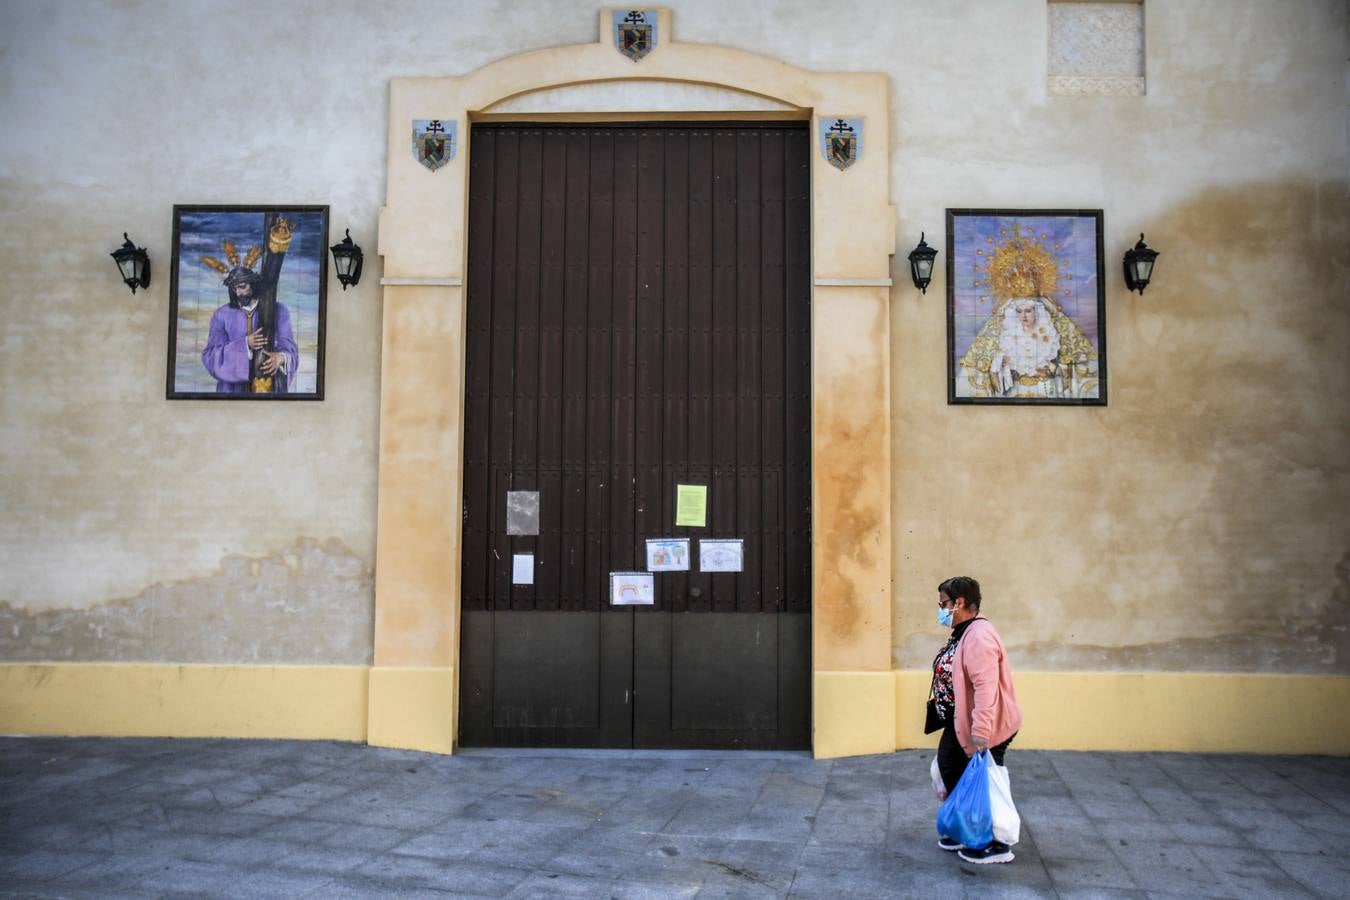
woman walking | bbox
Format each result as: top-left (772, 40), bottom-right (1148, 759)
top-left (930, 575), bottom-right (1022, 864)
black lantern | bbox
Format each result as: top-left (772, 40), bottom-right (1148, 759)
top-left (110, 233), bottom-right (150, 294)
top-left (907, 232), bottom-right (938, 294)
top-left (1123, 233), bottom-right (1160, 295)
top-left (329, 229), bottom-right (364, 290)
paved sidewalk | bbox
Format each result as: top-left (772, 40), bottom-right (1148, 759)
top-left (1, 738), bottom-right (1348, 898)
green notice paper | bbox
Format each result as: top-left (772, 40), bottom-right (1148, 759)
top-left (675, 484), bottom-right (707, 527)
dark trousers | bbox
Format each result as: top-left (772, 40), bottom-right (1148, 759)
top-left (937, 719), bottom-right (1015, 794)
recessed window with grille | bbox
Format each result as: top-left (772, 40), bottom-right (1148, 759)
top-left (1048, 1), bottom-right (1146, 96)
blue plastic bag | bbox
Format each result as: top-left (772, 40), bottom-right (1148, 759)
top-left (936, 750), bottom-right (994, 849)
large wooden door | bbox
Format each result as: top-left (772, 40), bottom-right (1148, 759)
top-left (458, 123), bottom-right (811, 749)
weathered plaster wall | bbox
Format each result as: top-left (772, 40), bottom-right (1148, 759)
top-left (888, 0), bottom-right (1350, 673)
top-left (2, 1), bottom-right (1347, 675)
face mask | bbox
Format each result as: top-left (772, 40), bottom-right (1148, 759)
top-left (937, 605), bottom-right (953, 627)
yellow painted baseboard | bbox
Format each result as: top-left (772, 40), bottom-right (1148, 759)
top-left (895, 669), bottom-right (1350, 755)
top-left (813, 669), bottom-right (896, 759)
top-left (367, 666), bottom-right (456, 755)
top-left (0, 663), bottom-right (368, 741)
top-left (4, 663), bottom-right (1344, 757)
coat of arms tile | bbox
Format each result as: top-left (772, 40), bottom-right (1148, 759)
top-left (613, 10), bottom-right (658, 61)
top-left (819, 118), bottom-right (864, 171)
top-left (412, 119), bottom-right (456, 171)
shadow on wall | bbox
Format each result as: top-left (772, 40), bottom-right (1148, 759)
top-left (0, 538), bottom-right (374, 665)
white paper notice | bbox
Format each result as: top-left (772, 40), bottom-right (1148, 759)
top-left (610, 571), bottom-right (655, 606)
top-left (699, 539), bottom-right (744, 573)
top-left (512, 553), bottom-right (535, 585)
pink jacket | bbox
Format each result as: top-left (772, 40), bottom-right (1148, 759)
top-left (952, 618), bottom-right (1022, 755)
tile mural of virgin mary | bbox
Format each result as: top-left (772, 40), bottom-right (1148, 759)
top-left (947, 210), bottom-right (1106, 405)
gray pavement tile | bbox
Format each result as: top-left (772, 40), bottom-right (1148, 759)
top-left (186, 835), bottom-right (285, 867)
top-left (1052, 889), bottom-right (1151, 899)
top-left (730, 809), bottom-right (814, 844)
top-left (0, 849), bottom-right (106, 883)
top-left (101, 827), bottom-right (223, 858)
top-left (962, 884), bottom-right (1059, 900)
top-left (695, 872), bottom-right (787, 898)
top-left (275, 779), bottom-right (360, 802)
top-left (1090, 820), bottom-right (1172, 844)
top-left (251, 816), bottom-right (343, 844)
top-left (1022, 823), bottom-right (1115, 862)
top-left (304, 877), bottom-right (485, 899)
top-left (591, 791), bottom-right (697, 831)
top-left (787, 854), bottom-right (959, 900)
top-left (1107, 838), bottom-right (1228, 898)
top-left (392, 820), bottom-right (587, 867)
top-left (299, 796), bottom-right (454, 830)
top-left (505, 871), bottom-right (617, 898)
top-left (804, 818), bottom-right (888, 849)
top-left (1270, 849), bottom-right (1350, 900)
top-left (542, 844), bottom-right (647, 880)
top-left (274, 840), bottom-right (381, 874)
top-left (1187, 844), bottom-right (1316, 899)
top-left (663, 799), bottom-right (757, 836)
top-left (355, 853), bottom-right (535, 895)
top-left (314, 822), bottom-right (421, 853)
top-left (160, 809), bottom-right (278, 837)
top-left (231, 792), bottom-right (325, 817)
top-left (231, 864), bottom-right (344, 899)
top-left (1298, 811), bottom-right (1350, 838)
top-left (625, 836), bottom-right (799, 892)
top-left (1018, 794), bottom-right (1090, 823)
top-left (1082, 799), bottom-right (1160, 824)
top-left (1045, 854), bottom-right (1139, 891)
top-left (1165, 821), bottom-right (1249, 847)
top-left (609, 877), bottom-right (701, 899)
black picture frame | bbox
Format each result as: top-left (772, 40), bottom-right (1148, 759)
top-left (167, 204), bottom-right (329, 400)
top-left (946, 208), bottom-right (1107, 406)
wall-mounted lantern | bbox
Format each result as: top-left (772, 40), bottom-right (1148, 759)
top-left (1123, 233), bottom-right (1160, 295)
top-left (907, 232), bottom-right (938, 294)
top-left (110, 233), bottom-right (150, 294)
top-left (329, 229), bottom-right (364, 291)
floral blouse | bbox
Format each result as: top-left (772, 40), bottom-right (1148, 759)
top-left (930, 617), bottom-right (981, 720)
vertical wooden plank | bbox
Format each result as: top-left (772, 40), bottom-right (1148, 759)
top-left (784, 125), bottom-right (812, 615)
top-left (536, 128), bottom-right (567, 611)
top-left (511, 129), bottom-right (543, 612)
top-left (585, 131), bottom-right (615, 610)
top-left (560, 129), bottom-right (591, 611)
top-left (463, 126), bottom-right (496, 613)
top-left (661, 129), bottom-right (691, 612)
top-left (635, 129), bottom-right (666, 603)
top-left (489, 129), bottom-right (520, 610)
top-left (610, 130), bottom-right (639, 575)
top-left (709, 128), bottom-right (739, 613)
top-left (735, 129), bottom-right (763, 613)
top-left (685, 129), bottom-right (714, 614)
top-left (760, 128), bottom-right (787, 613)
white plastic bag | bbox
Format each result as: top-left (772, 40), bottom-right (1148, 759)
top-left (988, 761), bottom-right (1020, 845)
top-left (930, 756), bottom-right (947, 801)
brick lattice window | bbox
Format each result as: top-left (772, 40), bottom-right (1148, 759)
top-left (1048, 1), bottom-right (1146, 96)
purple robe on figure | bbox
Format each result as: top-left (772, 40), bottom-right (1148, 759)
top-left (201, 303), bottom-right (299, 393)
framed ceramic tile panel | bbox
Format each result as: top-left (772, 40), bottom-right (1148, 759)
top-left (947, 209), bottom-right (1106, 406)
